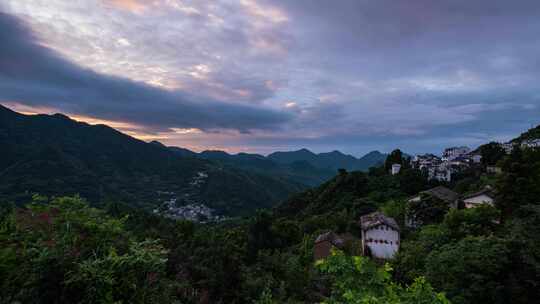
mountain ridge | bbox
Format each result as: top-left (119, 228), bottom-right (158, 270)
top-left (0, 104), bottom-right (304, 216)
top-left (268, 148), bottom-right (387, 171)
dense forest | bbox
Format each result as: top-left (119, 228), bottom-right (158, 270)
top-left (0, 105), bottom-right (386, 217)
top-left (2, 1), bottom-right (539, 303)
top-left (2, 123), bottom-right (540, 303)
top-left (0, 105), bottom-right (304, 216)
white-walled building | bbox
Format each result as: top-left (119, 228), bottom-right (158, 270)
top-left (501, 143), bottom-right (514, 154)
top-left (462, 190), bottom-right (495, 208)
top-left (442, 146), bottom-right (471, 161)
top-left (391, 164), bottom-right (402, 175)
top-left (522, 139), bottom-right (540, 149)
top-left (471, 154), bottom-right (482, 163)
top-left (360, 212), bottom-right (400, 259)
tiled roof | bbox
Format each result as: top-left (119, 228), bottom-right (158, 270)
top-left (360, 212), bottom-right (399, 231)
top-left (421, 186), bottom-right (459, 203)
top-left (314, 231), bottom-right (344, 247)
top-left (462, 189), bottom-right (495, 200)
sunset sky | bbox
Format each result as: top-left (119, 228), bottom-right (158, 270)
top-left (1, 0), bottom-right (540, 155)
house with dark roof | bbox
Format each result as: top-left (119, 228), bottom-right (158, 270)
top-left (359, 212), bottom-right (400, 260)
top-left (313, 232), bottom-right (345, 260)
top-left (462, 189), bottom-right (495, 208)
top-left (406, 186), bottom-right (459, 228)
top-left (408, 186), bottom-right (459, 208)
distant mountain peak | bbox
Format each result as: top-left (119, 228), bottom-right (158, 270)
top-left (149, 140), bottom-right (166, 147)
top-left (52, 113), bottom-right (71, 120)
top-left (201, 150), bottom-right (230, 156)
top-left (0, 104), bottom-right (20, 117)
top-left (364, 150), bottom-right (384, 156)
top-left (268, 148), bottom-right (387, 171)
top-left (297, 148), bottom-right (315, 154)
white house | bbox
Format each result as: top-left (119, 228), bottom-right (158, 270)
top-left (501, 143), bottom-right (514, 154)
top-left (462, 189), bottom-right (495, 208)
top-left (486, 166), bottom-right (502, 174)
top-left (429, 166), bottom-right (452, 182)
top-left (391, 164), bottom-right (402, 175)
top-left (442, 146), bottom-right (471, 161)
top-left (522, 139), bottom-right (540, 149)
top-left (471, 154), bottom-right (482, 163)
top-left (360, 212), bottom-right (400, 259)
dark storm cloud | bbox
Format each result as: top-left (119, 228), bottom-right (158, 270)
top-left (2, 0), bottom-right (540, 155)
top-left (0, 12), bottom-right (291, 132)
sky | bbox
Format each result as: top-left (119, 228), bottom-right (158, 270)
top-left (1, 0), bottom-right (540, 156)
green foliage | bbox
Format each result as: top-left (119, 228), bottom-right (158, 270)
top-left (2, 129), bottom-right (540, 304)
top-left (476, 142), bottom-right (506, 166)
top-left (384, 149), bottom-right (405, 172)
top-left (0, 107), bottom-right (303, 216)
top-left (496, 148), bottom-right (540, 219)
top-left (442, 205), bottom-right (500, 240)
top-left (398, 168), bottom-right (428, 195)
top-left (407, 195), bottom-right (451, 226)
top-left (394, 206), bottom-right (500, 291)
top-left (0, 196), bottom-right (174, 303)
top-left (381, 199), bottom-right (408, 227)
top-left (504, 204), bottom-right (540, 302)
top-left (316, 250), bottom-right (450, 304)
top-left (425, 237), bottom-right (511, 304)
top-left (65, 240), bottom-right (171, 304)
top-left (512, 124), bottom-right (540, 143)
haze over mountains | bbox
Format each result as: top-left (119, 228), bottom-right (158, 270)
top-left (151, 142), bottom-right (387, 186)
top-left (0, 105), bottom-right (302, 215)
top-left (0, 105), bottom-right (386, 216)
top-left (268, 149), bottom-right (387, 171)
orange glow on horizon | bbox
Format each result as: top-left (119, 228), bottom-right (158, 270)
top-left (1, 102), bottom-right (269, 155)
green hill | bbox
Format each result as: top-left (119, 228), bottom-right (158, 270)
top-left (268, 148), bottom-right (387, 171)
top-left (0, 105), bottom-right (303, 215)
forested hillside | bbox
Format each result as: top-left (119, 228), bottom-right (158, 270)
top-left (0, 105), bottom-right (304, 216)
top-left (268, 148), bottom-right (387, 171)
top-left (177, 147), bottom-right (336, 187)
top-left (2, 108), bottom-right (539, 303)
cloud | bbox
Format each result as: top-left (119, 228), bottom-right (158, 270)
top-left (0, 11), bottom-right (291, 133)
top-left (1, 1), bottom-right (540, 156)
top-left (105, 0), bottom-right (150, 14)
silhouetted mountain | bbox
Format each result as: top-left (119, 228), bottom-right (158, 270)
top-left (512, 124), bottom-right (540, 143)
top-left (187, 149), bottom-right (334, 186)
top-left (357, 151), bottom-right (387, 169)
top-left (0, 105), bottom-right (303, 216)
top-left (268, 148), bottom-right (387, 171)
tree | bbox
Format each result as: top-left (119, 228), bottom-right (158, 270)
top-left (425, 236), bottom-right (511, 304)
top-left (496, 148), bottom-right (540, 219)
top-left (476, 142), bottom-right (506, 166)
top-left (504, 205), bottom-right (540, 302)
top-left (407, 195), bottom-right (451, 227)
top-left (385, 149), bottom-right (405, 172)
top-left (316, 250), bottom-right (450, 304)
top-left (0, 196), bottom-right (174, 303)
top-left (398, 168), bottom-right (428, 195)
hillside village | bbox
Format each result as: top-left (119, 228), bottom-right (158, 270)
top-left (408, 138), bottom-right (539, 183)
top-left (314, 135), bottom-right (538, 262)
top-left (2, 122), bottom-right (540, 304)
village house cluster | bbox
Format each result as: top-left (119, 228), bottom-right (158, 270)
top-left (405, 185), bottom-right (495, 227)
top-left (313, 212), bottom-right (401, 261)
top-left (313, 185), bottom-right (496, 261)
top-left (411, 146), bottom-right (481, 182)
